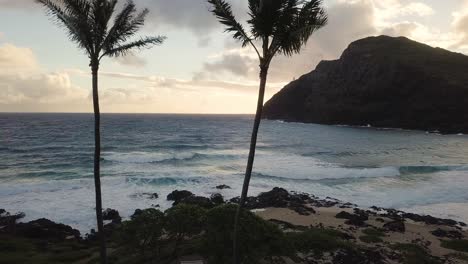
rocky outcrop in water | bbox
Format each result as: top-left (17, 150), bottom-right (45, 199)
top-left (263, 36), bottom-right (468, 133)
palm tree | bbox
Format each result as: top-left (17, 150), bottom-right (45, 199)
top-left (207, 0), bottom-right (327, 263)
top-left (36, 1), bottom-right (165, 263)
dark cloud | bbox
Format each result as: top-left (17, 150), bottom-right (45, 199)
top-left (136, 0), bottom-right (247, 35)
top-left (204, 54), bottom-right (257, 77)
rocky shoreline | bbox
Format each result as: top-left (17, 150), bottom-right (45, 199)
top-left (1, 187), bottom-right (468, 263)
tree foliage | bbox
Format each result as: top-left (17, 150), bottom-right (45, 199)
top-left (203, 204), bottom-right (289, 264)
top-left (208, 0), bottom-right (327, 62)
top-left (36, 0), bottom-right (165, 63)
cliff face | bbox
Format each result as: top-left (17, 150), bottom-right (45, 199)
top-left (263, 36), bottom-right (468, 133)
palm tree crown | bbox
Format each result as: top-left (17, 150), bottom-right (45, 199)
top-left (37, 0), bottom-right (165, 66)
top-left (209, 0), bottom-right (327, 65)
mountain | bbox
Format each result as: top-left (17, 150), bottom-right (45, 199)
top-left (263, 35), bottom-right (468, 133)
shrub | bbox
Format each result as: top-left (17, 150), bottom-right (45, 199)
top-left (120, 208), bottom-right (165, 256)
top-left (359, 228), bottom-right (385, 244)
top-left (391, 243), bottom-right (441, 264)
top-left (202, 204), bottom-right (290, 264)
top-left (359, 235), bottom-right (383, 243)
top-left (286, 228), bottom-right (351, 255)
top-left (441, 239), bottom-right (468, 253)
top-left (165, 204), bottom-right (206, 256)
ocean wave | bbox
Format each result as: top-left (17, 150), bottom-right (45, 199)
top-left (126, 176), bottom-right (208, 186)
top-left (398, 165), bottom-right (468, 174)
top-left (103, 151), bottom-right (237, 165)
top-left (145, 144), bottom-right (213, 151)
top-left (251, 164), bottom-right (468, 183)
top-left (252, 166), bottom-right (401, 182)
top-left (302, 151), bottom-right (371, 157)
top-left (149, 153), bottom-right (223, 164)
top-left (2, 146), bottom-right (92, 154)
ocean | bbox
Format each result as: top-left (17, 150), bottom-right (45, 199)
top-left (1, 113), bottom-right (468, 233)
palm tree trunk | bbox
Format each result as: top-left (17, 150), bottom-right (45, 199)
top-left (92, 63), bottom-right (107, 264)
top-left (233, 66), bottom-right (269, 264)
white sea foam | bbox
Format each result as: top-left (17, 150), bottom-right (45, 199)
top-left (2, 114), bottom-right (468, 234)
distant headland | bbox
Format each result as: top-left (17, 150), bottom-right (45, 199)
top-left (263, 35), bottom-right (468, 134)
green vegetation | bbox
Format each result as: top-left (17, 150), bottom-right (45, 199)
top-left (359, 228), bottom-right (385, 244)
top-left (287, 228), bottom-right (351, 255)
top-left (119, 209), bottom-right (165, 257)
top-left (0, 235), bottom-right (95, 264)
top-left (0, 204), bottom-right (362, 264)
top-left (391, 243), bottom-right (441, 264)
top-left (359, 235), bottom-right (383, 243)
top-left (441, 239), bottom-right (468, 253)
top-left (447, 252), bottom-right (468, 261)
top-left (4, 204), bottom-right (462, 264)
top-left (203, 204), bottom-right (290, 264)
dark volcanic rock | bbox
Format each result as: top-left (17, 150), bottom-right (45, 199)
top-left (229, 188), bottom-right (315, 215)
top-left (336, 211), bottom-right (369, 227)
top-left (383, 220), bottom-right (406, 233)
top-left (263, 36), bottom-right (468, 134)
top-left (177, 196), bottom-right (214, 208)
top-left (210, 193), bottom-right (225, 205)
top-left (167, 190), bottom-right (194, 203)
top-left (402, 213), bottom-right (458, 226)
top-left (0, 210), bottom-right (25, 230)
top-left (336, 211), bottom-right (368, 221)
top-left (431, 228), bottom-right (463, 239)
top-left (215, 184), bottom-right (231, 190)
top-left (257, 187), bottom-right (290, 208)
top-left (16, 218), bottom-right (80, 241)
top-left (131, 209), bottom-right (143, 219)
top-left (130, 192), bottom-right (159, 199)
top-left (103, 208), bottom-right (121, 224)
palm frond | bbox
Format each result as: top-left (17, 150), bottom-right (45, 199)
top-left (62, 0), bottom-right (91, 18)
top-left (271, 0), bottom-right (327, 57)
top-left (36, 0), bottom-right (94, 55)
top-left (101, 1), bottom-right (147, 53)
top-left (208, 0), bottom-right (261, 58)
top-left (248, 0), bottom-right (285, 39)
top-left (102, 36), bottom-right (166, 58)
top-left (91, 0), bottom-right (118, 51)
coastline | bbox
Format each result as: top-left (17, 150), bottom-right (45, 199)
top-left (2, 187), bottom-right (468, 263)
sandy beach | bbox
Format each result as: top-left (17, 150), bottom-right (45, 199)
top-left (256, 204), bottom-right (468, 263)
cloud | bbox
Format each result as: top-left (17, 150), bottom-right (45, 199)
top-left (372, 0), bottom-right (435, 23)
top-left (199, 0), bottom-right (378, 83)
top-left (0, 0), bottom-right (34, 9)
top-left (0, 44), bottom-right (39, 74)
top-left (451, 2), bottom-right (468, 51)
top-left (134, 0), bottom-right (247, 40)
top-left (203, 53), bottom-right (257, 77)
top-left (114, 53), bottom-right (147, 68)
top-left (0, 43), bottom-right (89, 111)
top-left (2, 0), bottom-right (467, 114)
top-left (198, 0), bottom-right (467, 86)
top-left (0, 72), bottom-right (88, 105)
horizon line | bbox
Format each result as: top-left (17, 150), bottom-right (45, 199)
top-left (0, 111), bottom-right (255, 115)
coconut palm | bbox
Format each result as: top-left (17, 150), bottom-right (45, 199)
top-left (36, 1), bottom-right (165, 263)
top-left (207, 0), bottom-right (327, 262)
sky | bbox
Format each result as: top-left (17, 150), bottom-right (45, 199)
top-left (1, 0), bottom-right (468, 114)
